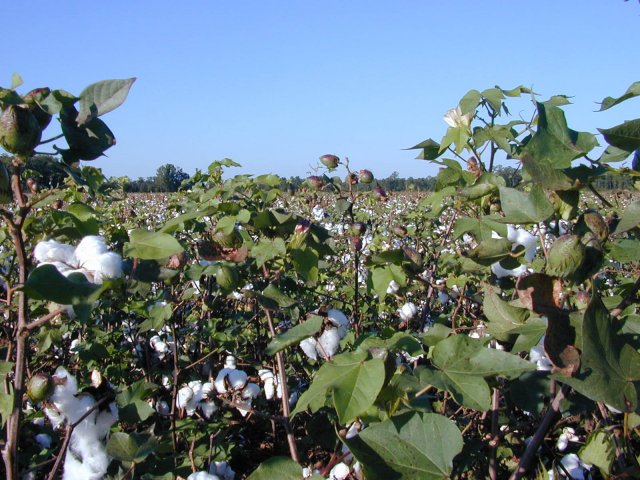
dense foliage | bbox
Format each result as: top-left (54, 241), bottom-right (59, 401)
top-left (1, 76), bottom-right (640, 480)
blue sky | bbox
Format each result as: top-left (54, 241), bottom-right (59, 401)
top-left (3, 1), bottom-right (639, 180)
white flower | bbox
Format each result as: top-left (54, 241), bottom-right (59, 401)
top-left (443, 106), bottom-right (473, 129)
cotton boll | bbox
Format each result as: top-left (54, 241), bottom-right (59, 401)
top-left (177, 386), bottom-right (194, 410)
top-left (242, 383), bottom-right (260, 400)
top-left (93, 402), bottom-right (118, 439)
top-left (156, 400), bottom-right (170, 416)
top-left (210, 460), bottom-right (235, 480)
top-left (73, 236), bottom-right (108, 267)
top-left (386, 280), bottom-right (400, 295)
top-left (63, 438), bottom-right (111, 480)
top-left (224, 355), bottom-right (237, 369)
top-left (318, 327), bottom-right (341, 359)
top-left (529, 346), bottom-right (553, 371)
top-left (398, 302), bottom-right (417, 321)
top-left (327, 309), bottom-right (350, 329)
top-left (235, 399), bottom-right (253, 417)
top-left (329, 462), bottom-right (350, 480)
top-left (35, 433), bottom-right (52, 449)
top-left (214, 368), bottom-right (233, 393)
top-left (556, 433), bottom-right (569, 451)
top-left (186, 472), bottom-right (220, 480)
top-left (227, 370), bottom-right (248, 391)
top-left (299, 337), bottom-right (319, 360)
top-left (259, 369), bottom-right (276, 400)
top-left (92, 252), bottom-right (122, 283)
top-left (200, 400), bottom-right (218, 419)
top-left (34, 240), bottom-right (76, 265)
top-left (559, 453), bottom-right (589, 480)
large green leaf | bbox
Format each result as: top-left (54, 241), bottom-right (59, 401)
top-left (106, 432), bottom-right (157, 463)
top-left (251, 237), bottom-right (286, 267)
top-left (344, 411), bottom-right (463, 480)
top-left (598, 119), bottom-right (640, 152)
top-left (597, 81), bottom-right (640, 111)
top-left (483, 287), bottom-right (530, 341)
top-left (579, 431), bottom-right (615, 476)
top-left (266, 315), bottom-right (323, 356)
top-left (421, 335), bottom-right (535, 411)
top-left (369, 264), bottom-right (406, 302)
top-left (123, 230), bottom-right (184, 260)
top-left (407, 138), bottom-right (443, 161)
top-left (497, 185), bottom-right (554, 224)
top-left (77, 78), bottom-right (136, 125)
top-left (247, 456), bottom-right (323, 480)
top-left (559, 295), bottom-right (640, 412)
top-left (292, 349), bottom-right (386, 423)
top-left (520, 102), bottom-right (597, 168)
top-left (116, 380), bottom-right (157, 423)
top-left (24, 264), bottom-right (105, 305)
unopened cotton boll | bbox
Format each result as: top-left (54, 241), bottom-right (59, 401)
top-left (318, 327), bottom-right (342, 359)
top-left (33, 239), bottom-right (76, 265)
top-left (299, 337), bottom-right (319, 360)
top-left (399, 302), bottom-right (417, 321)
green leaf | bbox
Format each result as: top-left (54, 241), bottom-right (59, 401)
top-left (106, 432), bottom-right (157, 463)
top-left (521, 102), bottom-right (597, 169)
top-left (0, 386), bottom-right (13, 428)
top-left (292, 349), bottom-right (386, 423)
top-left (598, 119), bottom-right (640, 152)
top-left (464, 238), bottom-right (513, 265)
top-left (579, 431), bottom-right (615, 475)
top-left (266, 315), bottom-right (323, 356)
top-left (123, 230), bottom-right (184, 260)
top-left (419, 367), bottom-right (491, 411)
top-left (369, 264), bottom-right (406, 301)
top-left (613, 200), bottom-right (640, 235)
top-left (459, 89), bottom-right (481, 114)
top-left (247, 456), bottom-right (323, 480)
top-left (598, 145), bottom-right (632, 163)
top-left (559, 295), bottom-right (640, 412)
top-left (609, 239), bottom-right (640, 262)
top-left (251, 237), bottom-right (286, 268)
top-left (291, 248), bottom-right (319, 285)
top-left (440, 126), bottom-right (470, 154)
top-left (24, 264), bottom-right (104, 305)
top-left (498, 185), bottom-right (554, 224)
top-left (597, 81), bottom-right (640, 111)
top-left (10, 73), bottom-right (23, 89)
top-left (483, 287), bottom-right (530, 341)
top-left (116, 380), bottom-right (158, 423)
top-left (77, 78), bottom-right (136, 125)
top-left (344, 411), bottom-right (463, 480)
top-left (262, 284), bottom-right (296, 308)
top-left (407, 138), bottom-right (443, 161)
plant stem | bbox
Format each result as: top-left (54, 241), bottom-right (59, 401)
top-left (263, 308), bottom-right (300, 463)
top-left (488, 387), bottom-right (500, 480)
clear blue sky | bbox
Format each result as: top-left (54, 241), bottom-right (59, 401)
top-left (3, 1), bottom-right (639, 180)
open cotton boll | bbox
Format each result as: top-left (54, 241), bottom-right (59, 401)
top-left (299, 337), bottom-right (319, 360)
top-left (63, 438), bottom-right (111, 480)
top-left (398, 302), bottom-right (417, 321)
top-left (327, 309), bottom-right (350, 329)
top-left (529, 346), bottom-right (553, 371)
top-left (386, 280), bottom-right (400, 295)
top-left (329, 462), bottom-right (350, 480)
top-left (33, 239), bottom-right (76, 265)
top-left (177, 386), bottom-right (194, 410)
top-left (224, 355), bottom-right (237, 369)
top-left (491, 261), bottom-right (528, 279)
top-left (210, 461), bottom-right (235, 480)
top-left (92, 252), bottom-right (123, 284)
top-left (200, 400), bottom-right (218, 419)
top-left (73, 236), bottom-right (108, 267)
top-left (187, 472), bottom-right (220, 480)
top-left (227, 370), bottom-right (248, 391)
top-left (242, 382), bottom-right (260, 400)
top-left (318, 327), bottom-right (341, 359)
top-left (156, 400), bottom-right (170, 416)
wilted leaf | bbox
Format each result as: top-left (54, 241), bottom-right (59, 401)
top-left (544, 310), bottom-right (580, 376)
top-left (516, 273), bottom-right (563, 315)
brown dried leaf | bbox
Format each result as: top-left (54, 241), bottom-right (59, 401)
top-left (516, 273), bottom-right (563, 314)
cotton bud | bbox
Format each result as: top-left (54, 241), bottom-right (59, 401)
top-left (23, 87), bottom-right (53, 130)
top-left (0, 104), bottom-right (42, 156)
top-left (359, 169), bottom-right (374, 184)
top-left (546, 234), bottom-right (585, 279)
top-left (320, 154), bottom-right (339, 169)
top-left (307, 175), bottom-right (325, 190)
top-left (27, 373), bottom-right (54, 402)
top-left (387, 280), bottom-right (400, 295)
top-left (345, 172), bottom-right (358, 185)
top-left (398, 302), bottom-right (417, 321)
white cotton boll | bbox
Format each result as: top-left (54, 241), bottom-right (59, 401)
top-left (156, 400), bottom-right (170, 416)
top-left (491, 261), bottom-right (528, 279)
top-left (264, 378), bottom-right (275, 400)
top-left (200, 382), bottom-right (215, 401)
top-left (242, 383), bottom-right (260, 400)
top-left (67, 393), bottom-right (97, 425)
top-left (210, 460), bottom-right (236, 480)
top-left (438, 291), bottom-right (450, 304)
top-left (556, 433), bottom-right (569, 451)
top-left (299, 337), bottom-right (319, 360)
top-left (44, 406), bottom-right (65, 430)
top-left (529, 346), bottom-right (553, 371)
top-left (327, 309), bottom-right (350, 329)
top-left (92, 252), bottom-right (122, 283)
top-left (606, 404), bottom-right (622, 414)
top-left (73, 236), bottom-right (108, 267)
top-left (235, 399), bottom-right (252, 417)
top-left (318, 327), bottom-right (341, 359)
top-left (559, 453), bottom-right (589, 480)
top-left (200, 400), bottom-right (218, 419)
top-left (289, 390), bottom-right (299, 408)
top-left (258, 369), bottom-right (274, 382)
top-left (224, 355), bottom-right (237, 369)
top-left (329, 462), bottom-right (350, 480)
top-left (399, 302), bottom-right (417, 321)
top-left (35, 433), bottom-right (52, 449)
top-left (34, 240), bottom-right (76, 265)
top-left (227, 370), bottom-right (248, 391)
top-left (62, 438), bottom-right (111, 480)
top-left (214, 368), bottom-right (233, 393)
top-left (93, 402), bottom-right (118, 439)
top-left (386, 280), bottom-right (400, 295)
top-left (177, 386), bottom-right (194, 409)
top-left (187, 472), bottom-right (220, 480)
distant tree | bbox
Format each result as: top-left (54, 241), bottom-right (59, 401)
top-left (1, 154), bottom-right (67, 188)
top-left (153, 164), bottom-right (190, 192)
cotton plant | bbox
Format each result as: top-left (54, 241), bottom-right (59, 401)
top-left (214, 355), bottom-right (261, 416)
top-left (41, 367), bottom-right (118, 480)
top-left (299, 309), bottom-right (351, 361)
top-left (490, 225), bottom-right (538, 279)
top-left (33, 235), bottom-right (123, 284)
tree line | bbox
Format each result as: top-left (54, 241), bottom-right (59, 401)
top-left (1, 155), bottom-right (635, 193)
